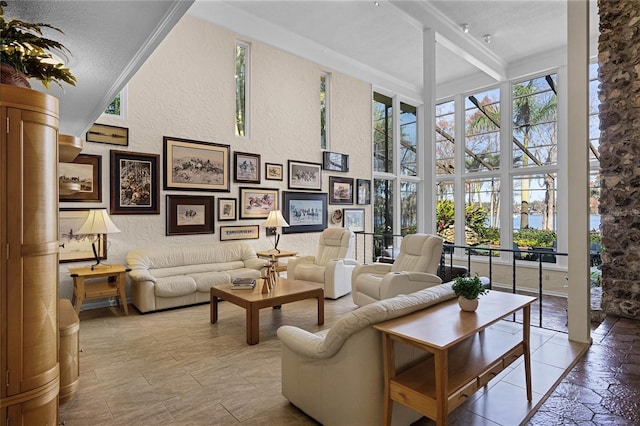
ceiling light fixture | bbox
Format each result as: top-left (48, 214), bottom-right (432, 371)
top-left (483, 34), bottom-right (492, 44)
top-left (373, 1), bottom-right (380, 6)
top-left (461, 23), bottom-right (469, 34)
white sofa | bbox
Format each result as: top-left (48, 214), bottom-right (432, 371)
top-left (126, 242), bottom-right (267, 313)
top-left (277, 282), bottom-right (456, 426)
top-left (287, 228), bottom-right (357, 299)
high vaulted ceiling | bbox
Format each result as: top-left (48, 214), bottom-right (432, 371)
top-left (4, 0), bottom-right (599, 136)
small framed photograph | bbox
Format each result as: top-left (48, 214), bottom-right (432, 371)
top-left (234, 152), bottom-right (261, 183)
top-left (288, 160), bottom-right (322, 191)
top-left (59, 154), bottom-right (102, 202)
top-left (265, 163), bottom-right (283, 181)
top-left (166, 195), bottom-right (214, 236)
top-left (163, 136), bottom-right (230, 192)
top-left (218, 198), bottom-right (237, 221)
top-left (220, 225), bottom-right (260, 241)
top-left (322, 151), bottom-right (349, 172)
top-left (357, 179), bottom-right (371, 205)
top-left (239, 187), bottom-right (279, 219)
top-left (86, 123), bottom-right (129, 146)
top-left (282, 191), bottom-right (327, 234)
top-left (59, 209), bottom-right (107, 263)
top-left (343, 208), bottom-right (365, 233)
top-left (110, 150), bottom-right (160, 215)
top-left (329, 176), bottom-right (354, 204)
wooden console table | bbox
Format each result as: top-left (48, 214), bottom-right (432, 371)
top-left (69, 264), bottom-right (129, 315)
top-left (374, 291), bottom-right (536, 425)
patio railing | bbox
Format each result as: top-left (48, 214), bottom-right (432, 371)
top-left (353, 233), bottom-right (574, 332)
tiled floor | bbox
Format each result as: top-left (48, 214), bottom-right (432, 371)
top-left (59, 291), bottom-right (596, 425)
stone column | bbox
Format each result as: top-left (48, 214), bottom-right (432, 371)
top-left (598, 0), bottom-right (640, 318)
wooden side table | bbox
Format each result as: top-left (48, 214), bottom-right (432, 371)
top-left (69, 264), bottom-right (129, 315)
top-left (256, 249), bottom-right (297, 274)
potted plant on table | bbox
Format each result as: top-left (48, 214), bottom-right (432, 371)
top-left (452, 274), bottom-right (488, 312)
top-left (0, 0), bottom-right (76, 89)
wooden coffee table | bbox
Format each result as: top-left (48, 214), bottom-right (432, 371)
top-left (210, 278), bottom-right (324, 345)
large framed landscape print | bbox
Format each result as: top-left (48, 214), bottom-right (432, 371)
top-left (282, 191), bottom-right (327, 234)
top-left (163, 137), bottom-right (230, 192)
top-left (110, 150), bottom-right (160, 214)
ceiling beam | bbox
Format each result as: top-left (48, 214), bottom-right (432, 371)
top-left (389, 0), bottom-right (507, 82)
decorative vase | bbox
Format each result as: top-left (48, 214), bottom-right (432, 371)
top-left (1, 63), bottom-right (31, 89)
top-left (458, 296), bottom-right (479, 312)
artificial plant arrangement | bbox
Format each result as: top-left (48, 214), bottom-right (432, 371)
top-left (0, 0), bottom-right (76, 89)
top-left (451, 274), bottom-right (489, 311)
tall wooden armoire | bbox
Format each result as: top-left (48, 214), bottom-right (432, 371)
top-left (0, 83), bottom-right (60, 423)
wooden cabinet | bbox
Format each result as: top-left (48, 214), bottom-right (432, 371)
top-left (59, 299), bottom-right (80, 404)
top-left (1, 83), bottom-right (60, 424)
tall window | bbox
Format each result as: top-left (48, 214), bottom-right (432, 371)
top-left (321, 73), bottom-right (329, 149)
top-left (373, 92), bottom-right (393, 173)
top-left (400, 103), bottom-right (417, 176)
top-left (588, 63), bottom-right (601, 236)
top-left (465, 89), bottom-right (500, 172)
top-left (435, 100), bottom-right (455, 176)
top-left (235, 41), bottom-right (249, 137)
top-left (373, 92), bottom-right (419, 243)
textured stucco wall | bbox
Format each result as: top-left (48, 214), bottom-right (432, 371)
top-left (598, 0), bottom-right (640, 319)
top-left (58, 15), bottom-right (373, 305)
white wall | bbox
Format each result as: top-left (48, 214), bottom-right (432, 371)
top-left (58, 15), bottom-right (373, 305)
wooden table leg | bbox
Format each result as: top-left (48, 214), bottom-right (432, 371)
top-left (317, 293), bottom-right (324, 325)
top-left (73, 277), bottom-right (84, 314)
top-left (381, 333), bottom-right (395, 426)
top-left (247, 305), bottom-right (260, 345)
top-left (523, 304), bottom-right (532, 401)
top-left (116, 271), bottom-right (128, 315)
top-left (210, 291), bottom-right (219, 324)
top-left (434, 350), bottom-right (449, 425)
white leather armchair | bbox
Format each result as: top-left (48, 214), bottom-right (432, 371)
top-left (287, 228), bottom-right (357, 299)
top-left (351, 233), bottom-right (444, 306)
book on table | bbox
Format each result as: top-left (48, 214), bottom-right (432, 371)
top-left (232, 277), bottom-right (256, 289)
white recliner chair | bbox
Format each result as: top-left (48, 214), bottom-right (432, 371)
top-left (287, 228), bottom-right (357, 299)
top-left (351, 233), bottom-right (444, 307)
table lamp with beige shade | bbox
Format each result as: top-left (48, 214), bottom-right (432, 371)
top-left (77, 208), bottom-right (120, 270)
top-left (263, 210), bottom-right (289, 253)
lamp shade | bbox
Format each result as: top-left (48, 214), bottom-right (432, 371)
top-left (77, 209), bottom-right (121, 235)
top-left (263, 210), bottom-right (289, 228)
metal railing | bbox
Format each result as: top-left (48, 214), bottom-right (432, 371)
top-left (353, 232), bottom-right (570, 331)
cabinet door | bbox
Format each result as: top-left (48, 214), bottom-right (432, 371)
top-left (2, 105), bottom-right (59, 396)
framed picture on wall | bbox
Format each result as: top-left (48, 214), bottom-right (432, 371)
top-left (288, 160), bottom-right (322, 191)
top-left (322, 151), bottom-right (349, 172)
top-left (163, 136), bottom-right (230, 192)
top-left (329, 176), bottom-right (354, 204)
top-left (343, 208), bottom-right (365, 233)
top-left (59, 208), bottom-right (107, 263)
top-left (265, 163), bottom-right (283, 181)
top-left (220, 225), bottom-right (260, 241)
top-left (234, 151), bottom-right (261, 183)
top-left (110, 150), bottom-right (160, 214)
top-left (166, 195), bottom-right (214, 236)
top-left (218, 198), bottom-right (237, 221)
top-left (59, 153), bottom-right (102, 202)
top-left (86, 123), bottom-right (129, 146)
top-left (239, 187), bottom-right (278, 219)
top-left (356, 179), bottom-right (371, 205)
top-left (282, 191), bottom-right (327, 234)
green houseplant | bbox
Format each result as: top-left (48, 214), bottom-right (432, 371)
top-left (0, 1), bottom-right (76, 89)
top-left (451, 274), bottom-right (489, 312)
